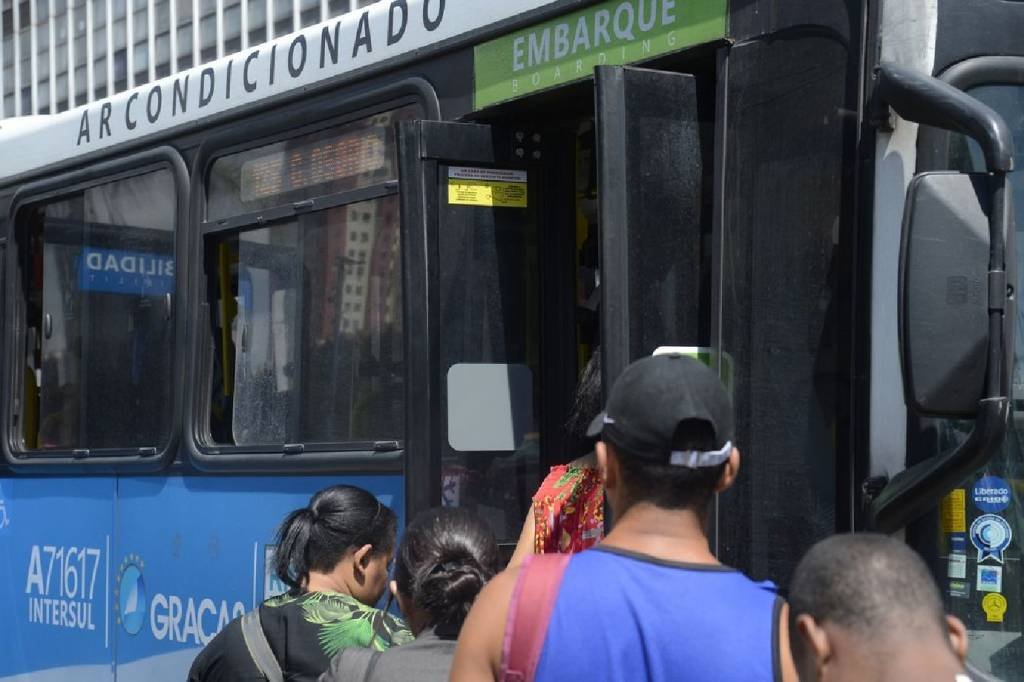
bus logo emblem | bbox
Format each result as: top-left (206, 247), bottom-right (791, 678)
top-left (115, 554), bottom-right (147, 635)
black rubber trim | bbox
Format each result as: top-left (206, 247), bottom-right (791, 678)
top-left (591, 544), bottom-right (738, 572)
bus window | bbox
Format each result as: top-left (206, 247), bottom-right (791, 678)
top-left (915, 82), bottom-right (1024, 678)
top-left (201, 107), bottom-right (414, 450)
top-left (17, 169), bottom-right (175, 452)
top-left (205, 198), bottom-right (403, 446)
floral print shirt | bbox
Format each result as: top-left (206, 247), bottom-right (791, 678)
top-left (533, 463), bottom-right (605, 554)
top-left (188, 590), bottom-right (412, 682)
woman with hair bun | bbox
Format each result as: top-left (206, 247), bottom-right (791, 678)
top-left (189, 485), bottom-right (411, 682)
top-left (321, 507), bottom-right (499, 682)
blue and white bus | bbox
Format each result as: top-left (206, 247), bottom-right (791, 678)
top-left (2, 0), bottom-right (1024, 678)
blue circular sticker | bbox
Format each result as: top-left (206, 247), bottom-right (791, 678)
top-left (970, 514), bottom-right (1013, 564)
top-left (973, 476), bottom-right (1012, 513)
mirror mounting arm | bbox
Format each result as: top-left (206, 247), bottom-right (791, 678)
top-left (868, 63), bottom-right (1015, 533)
top-left (876, 62), bottom-right (1014, 172)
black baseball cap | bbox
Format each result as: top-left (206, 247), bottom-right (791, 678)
top-left (587, 354), bottom-right (735, 468)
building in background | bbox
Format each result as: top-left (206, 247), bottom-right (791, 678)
top-left (0, 0), bottom-right (375, 117)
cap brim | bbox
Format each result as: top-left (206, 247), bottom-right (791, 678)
top-left (586, 412), bottom-right (606, 438)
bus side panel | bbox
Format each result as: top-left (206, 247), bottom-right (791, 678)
top-left (0, 476), bottom-right (116, 681)
top-left (111, 474), bottom-right (404, 681)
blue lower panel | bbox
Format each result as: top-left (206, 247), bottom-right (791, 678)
top-left (0, 473), bottom-right (404, 681)
top-left (0, 477), bottom-right (115, 681)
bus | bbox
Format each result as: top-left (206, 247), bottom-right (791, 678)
top-left (0, 0), bottom-right (1021, 678)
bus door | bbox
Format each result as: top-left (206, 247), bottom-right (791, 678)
top-left (593, 66), bottom-right (707, 397)
top-left (397, 119), bottom-right (576, 550)
top-left (593, 66), bottom-right (709, 529)
top-left (398, 64), bottom-right (707, 550)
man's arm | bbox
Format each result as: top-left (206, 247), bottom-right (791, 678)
top-left (450, 567), bottom-right (519, 681)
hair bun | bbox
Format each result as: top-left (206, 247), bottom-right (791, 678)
top-left (439, 565), bottom-right (485, 602)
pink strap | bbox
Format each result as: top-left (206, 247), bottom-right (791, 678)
top-left (500, 553), bottom-right (572, 682)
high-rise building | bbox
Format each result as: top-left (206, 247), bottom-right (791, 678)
top-left (0, 0), bottom-right (376, 118)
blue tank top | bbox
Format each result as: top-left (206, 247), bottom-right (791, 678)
top-left (533, 546), bottom-right (781, 682)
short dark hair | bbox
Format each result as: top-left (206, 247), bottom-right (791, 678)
top-left (274, 485), bottom-right (397, 595)
top-left (611, 419), bottom-right (725, 512)
top-left (394, 508), bottom-right (500, 631)
top-left (788, 534), bottom-right (946, 640)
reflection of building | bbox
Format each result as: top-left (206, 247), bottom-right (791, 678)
top-left (341, 201), bottom-right (375, 335)
top-left (0, 0), bottom-right (377, 118)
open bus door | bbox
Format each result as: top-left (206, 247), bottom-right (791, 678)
top-left (593, 66), bottom-right (706, 384)
top-left (593, 65), bottom-right (707, 530)
top-left (397, 65), bottom-right (706, 549)
top-left (396, 118), bottom-right (577, 550)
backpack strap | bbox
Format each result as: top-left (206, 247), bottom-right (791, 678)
top-left (240, 608), bottom-right (284, 682)
top-left (500, 553), bottom-right (572, 682)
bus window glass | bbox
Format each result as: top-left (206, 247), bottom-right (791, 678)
top-left (931, 83), bottom-right (1024, 678)
top-left (206, 106), bottom-right (416, 220)
top-left (438, 164), bottom-right (540, 544)
top-left (18, 169), bottom-right (175, 451)
top-left (206, 196), bottom-right (403, 446)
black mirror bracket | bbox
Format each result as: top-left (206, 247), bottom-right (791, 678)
top-left (868, 63), bottom-right (1015, 533)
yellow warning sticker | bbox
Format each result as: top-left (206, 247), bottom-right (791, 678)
top-left (983, 593), bottom-right (1007, 623)
top-left (941, 488), bottom-right (967, 534)
top-left (448, 167), bottom-right (528, 208)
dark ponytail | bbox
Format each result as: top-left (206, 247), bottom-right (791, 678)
top-left (274, 485), bottom-right (397, 594)
top-left (394, 508), bottom-right (499, 631)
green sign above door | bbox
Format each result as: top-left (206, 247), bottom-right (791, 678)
top-left (473, 0), bottom-right (727, 110)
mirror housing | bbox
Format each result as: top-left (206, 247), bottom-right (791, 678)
top-left (900, 172), bottom-right (996, 417)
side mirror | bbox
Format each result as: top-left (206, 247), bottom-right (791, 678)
top-left (900, 171), bottom-right (1013, 417)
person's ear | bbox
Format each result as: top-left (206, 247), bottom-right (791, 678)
top-left (596, 441), bottom-right (618, 490)
top-left (389, 579), bottom-right (399, 597)
top-left (795, 614), bottom-right (831, 673)
top-left (352, 543), bottom-right (374, 575)
top-left (714, 447), bottom-right (741, 493)
top-left (946, 614), bottom-right (969, 663)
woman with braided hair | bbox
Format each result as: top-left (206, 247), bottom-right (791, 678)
top-left (321, 507), bottom-right (500, 682)
top-left (189, 485), bottom-right (411, 682)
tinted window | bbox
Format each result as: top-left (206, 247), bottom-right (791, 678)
top-left (207, 108), bottom-right (415, 220)
top-left (202, 108), bottom-right (413, 449)
top-left (18, 170), bottom-right (176, 452)
top-left (205, 198), bottom-right (403, 446)
top-left (437, 163), bottom-right (540, 543)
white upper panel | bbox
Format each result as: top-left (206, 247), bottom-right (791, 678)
top-left (0, 0), bottom-right (560, 183)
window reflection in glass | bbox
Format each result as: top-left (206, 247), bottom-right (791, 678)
top-left (206, 196), bottom-right (403, 446)
top-left (19, 170), bottom-right (176, 451)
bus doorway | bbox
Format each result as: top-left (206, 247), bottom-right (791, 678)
top-left (399, 61), bottom-right (715, 553)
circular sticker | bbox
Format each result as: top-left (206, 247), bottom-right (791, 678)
top-left (983, 593), bottom-right (1008, 623)
top-left (970, 514), bottom-right (1013, 564)
top-left (973, 476), bottom-right (1012, 513)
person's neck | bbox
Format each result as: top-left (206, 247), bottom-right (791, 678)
top-left (304, 571), bottom-right (351, 595)
top-left (873, 645), bottom-right (965, 682)
top-left (829, 633), bottom-right (965, 682)
top-left (600, 502), bottom-right (718, 565)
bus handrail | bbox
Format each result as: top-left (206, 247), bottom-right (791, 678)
top-left (867, 62), bottom-right (1014, 533)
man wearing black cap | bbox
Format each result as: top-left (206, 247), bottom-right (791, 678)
top-left (451, 354), bottom-right (797, 682)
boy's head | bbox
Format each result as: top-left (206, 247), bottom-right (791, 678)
top-left (788, 533), bottom-right (969, 682)
top-left (588, 354), bottom-right (740, 518)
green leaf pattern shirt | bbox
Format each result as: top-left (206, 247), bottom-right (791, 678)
top-left (188, 590), bottom-right (412, 682)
